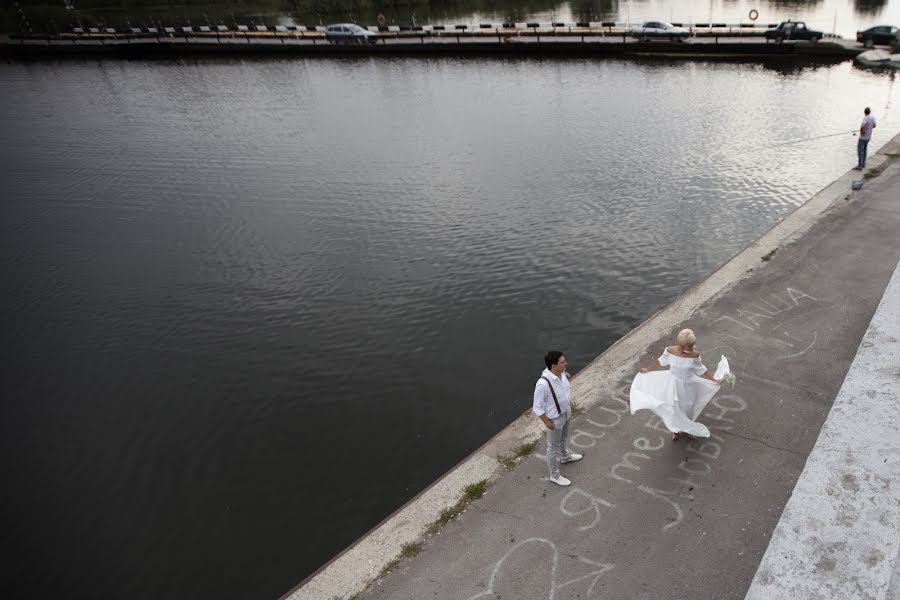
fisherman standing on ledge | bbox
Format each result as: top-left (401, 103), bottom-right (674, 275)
top-left (855, 106), bottom-right (876, 171)
top-left (533, 351), bottom-right (583, 487)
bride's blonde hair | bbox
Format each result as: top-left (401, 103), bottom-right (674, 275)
top-left (676, 328), bottom-right (696, 347)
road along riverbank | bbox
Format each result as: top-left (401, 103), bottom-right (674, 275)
top-left (286, 133), bottom-right (900, 600)
top-left (0, 30), bottom-right (862, 60)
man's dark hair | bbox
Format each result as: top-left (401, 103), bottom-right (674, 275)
top-left (865, 107), bottom-right (871, 115)
top-left (544, 351), bottom-right (564, 370)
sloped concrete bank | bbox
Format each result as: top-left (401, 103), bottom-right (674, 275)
top-left (286, 137), bottom-right (900, 600)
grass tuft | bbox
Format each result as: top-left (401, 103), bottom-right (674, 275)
top-left (863, 167), bottom-right (882, 179)
top-left (425, 479), bottom-right (490, 534)
top-left (377, 540), bottom-right (426, 578)
top-left (462, 480), bottom-right (488, 501)
top-left (376, 542), bottom-right (426, 582)
top-left (378, 557), bottom-right (401, 577)
top-left (571, 401), bottom-right (585, 418)
top-left (497, 453), bottom-right (517, 470)
top-left (761, 248), bottom-right (777, 262)
top-left (497, 440), bottom-right (539, 470)
top-left (399, 541), bottom-right (424, 559)
top-left (378, 480), bottom-right (491, 581)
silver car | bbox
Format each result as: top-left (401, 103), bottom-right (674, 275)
top-left (325, 23), bottom-right (378, 45)
top-left (631, 21), bottom-right (690, 42)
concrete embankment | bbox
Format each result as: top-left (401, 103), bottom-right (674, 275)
top-left (286, 133), bottom-right (900, 600)
top-left (0, 32), bottom-right (861, 60)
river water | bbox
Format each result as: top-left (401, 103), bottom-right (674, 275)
top-left (1, 50), bottom-right (899, 598)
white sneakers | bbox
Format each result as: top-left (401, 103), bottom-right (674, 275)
top-left (548, 453), bottom-right (583, 486)
top-left (560, 453), bottom-right (583, 464)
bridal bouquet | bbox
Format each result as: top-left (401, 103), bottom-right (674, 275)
top-left (719, 372), bottom-right (737, 387)
top-left (713, 356), bottom-right (735, 387)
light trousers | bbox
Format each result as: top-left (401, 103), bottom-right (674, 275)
top-left (546, 411), bottom-right (572, 478)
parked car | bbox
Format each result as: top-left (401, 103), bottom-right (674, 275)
top-left (764, 21), bottom-right (823, 43)
top-left (857, 25), bottom-right (900, 48)
top-left (324, 23), bottom-right (377, 44)
top-left (631, 21), bottom-right (690, 41)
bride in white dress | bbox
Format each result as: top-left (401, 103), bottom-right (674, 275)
top-left (629, 329), bottom-right (730, 440)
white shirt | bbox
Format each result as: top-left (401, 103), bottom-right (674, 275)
top-left (860, 115), bottom-right (876, 141)
top-left (532, 368), bottom-right (570, 419)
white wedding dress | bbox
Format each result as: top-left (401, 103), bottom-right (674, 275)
top-left (629, 350), bottom-right (731, 438)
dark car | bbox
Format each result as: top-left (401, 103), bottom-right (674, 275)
top-left (324, 23), bottom-right (378, 44)
top-left (764, 21), bottom-right (823, 43)
top-left (857, 25), bottom-right (900, 48)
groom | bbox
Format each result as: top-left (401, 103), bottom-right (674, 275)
top-left (533, 351), bottom-right (583, 486)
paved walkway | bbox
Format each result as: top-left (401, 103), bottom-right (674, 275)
top-left (291, 136), bottom-right (900, 600)
top-left (746, 244), bottom-right (900, 599)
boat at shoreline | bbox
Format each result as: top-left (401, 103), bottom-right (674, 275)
top-left (855, 48), bottom-right (900, 68)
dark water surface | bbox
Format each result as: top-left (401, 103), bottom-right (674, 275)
top-left (1, 57), bottom-right (898, 598)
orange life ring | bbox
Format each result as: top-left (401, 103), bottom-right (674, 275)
top-left (748, 9), bottom-right (759, 21)
top-left (377, 13), bottom-right (386, 26)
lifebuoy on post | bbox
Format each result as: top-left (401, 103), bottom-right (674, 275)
top-left (748, 9), bottom-right (759, 21)
top-left (377, 13), bottom-right (386, 26)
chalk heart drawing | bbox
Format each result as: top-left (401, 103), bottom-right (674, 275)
top-left (468, 537), bottom-right (613, 600)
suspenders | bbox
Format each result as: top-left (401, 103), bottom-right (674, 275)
top-left (540, 376), bottom-right (563, 417)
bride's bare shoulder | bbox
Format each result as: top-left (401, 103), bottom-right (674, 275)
top-left (667, 345), bottom-right (699, 358)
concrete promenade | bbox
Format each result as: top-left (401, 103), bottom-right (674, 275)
top-left (288, 136), bottom-right (900, 600)
top-left (746, 229), bottom-right (900, 598)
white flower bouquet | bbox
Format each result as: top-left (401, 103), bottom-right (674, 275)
top-left (713, 356), bottom-right (735, 387)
